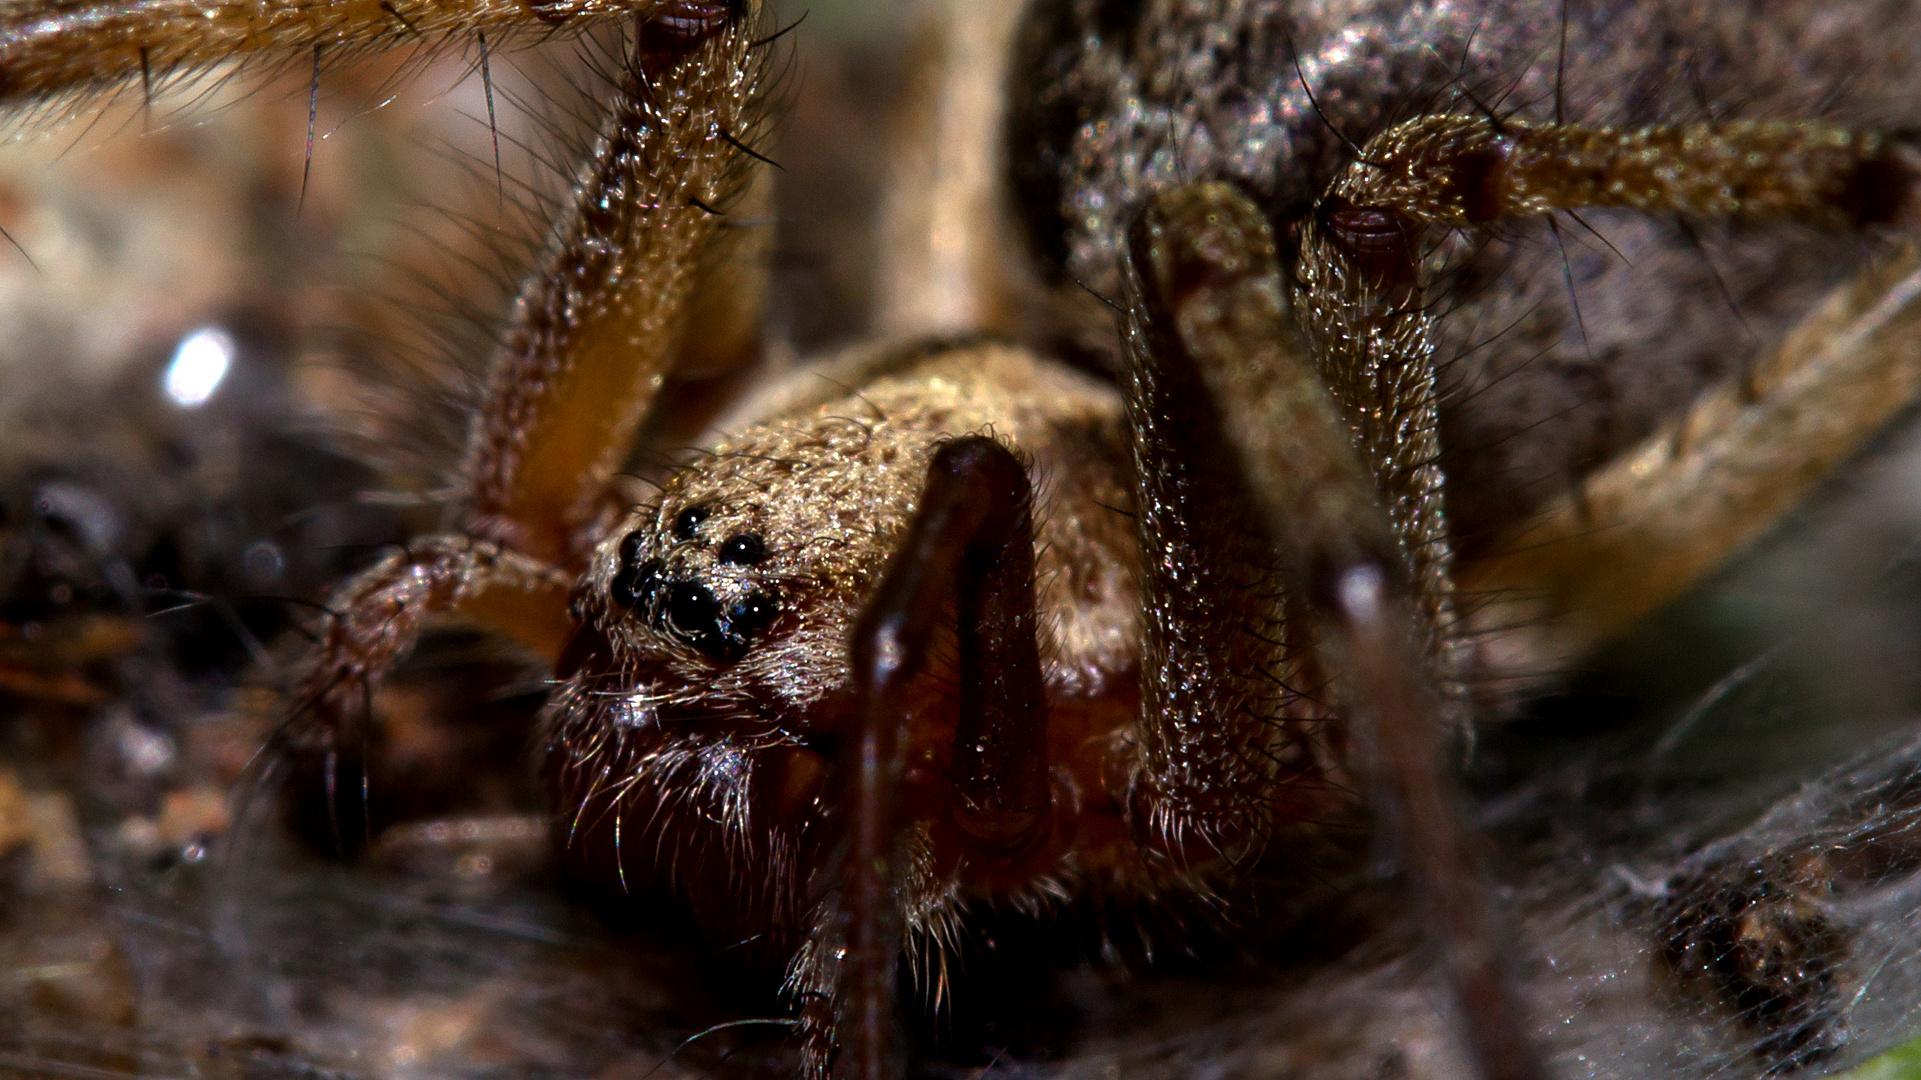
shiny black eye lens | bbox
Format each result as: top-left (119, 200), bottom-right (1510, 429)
top-left (618, 530), bottom-right (646, 564)
top-left (671, 504), bottom-right (711, 541)
top-left (728, 592), bottom-right (779, 637)
top-left (652, 580), bottom-right (780, 664)
top-left (717, 532), bottom-right (768, 566)
top-left (611, 554), bottom-right (662, 610)
top-left (664, 581), bottom-right (722, 639)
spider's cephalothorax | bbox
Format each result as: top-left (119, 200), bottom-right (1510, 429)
top-left (542, 345), bottom-right (1344, 979)
top-left (8, 0), bottom-right (1921, 1078)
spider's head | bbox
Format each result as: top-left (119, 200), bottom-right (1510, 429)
top-left (573, 410), bottom-right (943, 741)
top-left (544, 411), bottom-right (948, 940)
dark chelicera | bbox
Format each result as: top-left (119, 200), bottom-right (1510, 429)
top-left (609, 517), bottom-right (780, 663)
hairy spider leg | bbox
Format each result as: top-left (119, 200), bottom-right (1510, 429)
top-left (0, 0), bottom-right (692, 106)
top-left (279, 5), bottom-right (766, 851)
top-left (1124, 183), bottom-right (1543, 1080)
top-left (458, 2), bottom-right (765, 564)
top-left (1109, 201), bottom-right (1334, 870)
top-left (1302, 115), bottom-right (1921, 692)
top-left (1103, 111), bottom-right (1921, 1077)
top-left (1468, 240), bottom-right (1921, 691)
top-left (1132, 110), bottom-right (1921, 1079)
top-left (279, 536), bottom-right (570, 848)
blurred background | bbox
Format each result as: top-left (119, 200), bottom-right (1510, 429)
top-left (1, 1), bottom-right (1920, 1077)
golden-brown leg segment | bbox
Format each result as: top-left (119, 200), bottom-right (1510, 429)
top-left (323, 7), bottom-right (760, 629)
top-left (457, 9), bottom-right (768, 565)
top-left (1127, 183), bottom-right (1544, 1080)
top-left (0, 0), bottom-right (683, 105)
top-left (1466, 245), bottom-right (1921, 685)
top-left (1340, 118), bottom-right (1919, 232)
top-left (873, 0), bottom-right (1030, 339)
top-left (1294, 184), bottom-right (1460, 690)
top-left (1128, 186), bottom-right (1404, 640)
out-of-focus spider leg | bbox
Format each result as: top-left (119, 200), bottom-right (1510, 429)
top-left (282, 536), bottom-right (571, 851)
top-left (281, 5), bottom-right (766, 846)
top-left (1467, 243), bottom-right (1921, 688)
top-left (0, 0), bottom-right (695, 104)
top-left (796, 436), bottom-right (1048, 1080)
top-left (873, 0), bottom-right (1030, 339)
top-left (1124, 183), bottom-right (1543, 1080)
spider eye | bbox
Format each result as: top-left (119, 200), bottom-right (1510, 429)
top-left (664, 581), bottom-right (722, 640)
top-left (617, 529), bottom-right (646, 567)
top-left (728, 591), bottom-right (779, 639)
top-left (717, 532), bottom-right (768, 566)
top-left (656, 580), bottom-right (781, 663)
top-left (611, 550), bottom-right (663, 610)
top-left (671, 504), bottom-right (712, 541)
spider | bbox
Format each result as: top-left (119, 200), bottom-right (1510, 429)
top-left (3, 0), bottom-right (1921, 1078)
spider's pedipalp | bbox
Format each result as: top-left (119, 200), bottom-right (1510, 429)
top-left (1114, 205), bottom-right (1318, 867)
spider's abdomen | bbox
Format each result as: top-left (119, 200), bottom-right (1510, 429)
top-left (1008, 0), bottom-right (1921, 539)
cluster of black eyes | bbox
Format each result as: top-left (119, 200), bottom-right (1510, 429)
top-left (609, 504), bottom-right (779, 664)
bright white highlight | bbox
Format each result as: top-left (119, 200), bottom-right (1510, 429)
top-left (163, 327), bottom-right (235, 408)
